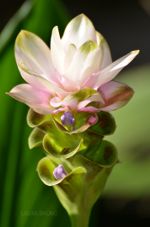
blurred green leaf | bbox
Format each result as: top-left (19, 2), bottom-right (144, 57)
top-left (105, 66), bottom-right (150, 197)
top-left (0, 0), bottom-right (70, 227)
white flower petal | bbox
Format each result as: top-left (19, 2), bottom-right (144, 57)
top-left (50, 26), bottom-right (65, 74)
top-left (64, 49), bottom-right (86, 83)
top-left (64, 44), bottom-right (76, 69)
top-left (65, 41), bottom-right (99, 83)
top-left (62, 14), bottom-right (97, 47)
top-left (96, 31), bottom-right (112, 68)
top-left (87, 50), bottom-right (139, 89)
top-left (66, 32), bottom-right (112, 84)
top-left (15, 30), bottom-right (57, 82)
top-left (80, 47), bottom-right (102, 84)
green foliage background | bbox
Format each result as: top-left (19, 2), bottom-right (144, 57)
top-left (106, 66), bottom-right (150, 197)
top-left (0, 0), bottom-right (150, 226)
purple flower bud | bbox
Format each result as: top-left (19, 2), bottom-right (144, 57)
top-left (53, 165), bottom-right (67, 180)
top-left (61, 112), bottom-right (75, 126)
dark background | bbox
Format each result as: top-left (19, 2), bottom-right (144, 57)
top-left (0, 0), bottom-right (150, 226)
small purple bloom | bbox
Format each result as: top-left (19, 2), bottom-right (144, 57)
top-left (61, 112), bottom-right (75, 126)
top-left (53, 164), bottom-right (67, 179)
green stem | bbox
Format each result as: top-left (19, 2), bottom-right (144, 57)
top-left (70, 209), bottom-right (90, 227)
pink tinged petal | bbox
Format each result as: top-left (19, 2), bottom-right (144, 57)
top-left (52, 107), bottom-right (67, 114)
top-left (78, 93), bottom-right (104, 110)
top-left (59, 74), bottom-right (81, 92)
top-left (96, 31), bottom-right (112, 69)
top-left (8, 84), bottom-right (52, 114)
top-left (99, 81), bottom-right (134, 111)
top-left (51, 92), bottom-right (104, 112)
top-left (18, 68), bottom-right (67, 97)
top-left (84, 50), bottom-right (140, 89)
top-left (62, 14), bottom-right (97, 48)
top-left (15, 30), bottom-right (58, 83)
top-left (50, 96), bottom-right (63, 108)
top-left (79, 106), bottom-right (99, 113)
top-left (50, 95), bottom-right (78, 110)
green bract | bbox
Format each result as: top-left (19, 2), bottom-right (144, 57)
top-left (37, 152), bottom-right (117, 218)
top-left (27, 104), bottom-right (118, 225)
top-left (90, 111), bottom-right (116, 135)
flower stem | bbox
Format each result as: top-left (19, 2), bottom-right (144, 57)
top-left (70, 209), bottom-right (90, 227)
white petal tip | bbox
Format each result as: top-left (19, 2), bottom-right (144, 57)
top-left (131, 50), bottom-right (140, 56)
top-left (16, 30), bottom-right (30, 39)
top-left (76, 13), bottom-right (88, 19)
top-left (52, 26), bottom-right (59, 32)
top-left (6, 91), bottom-right (16, 97)
top-left (15, 30), bottom-right (33, 46)
top-left (6, 91), bottom-right (12, 95)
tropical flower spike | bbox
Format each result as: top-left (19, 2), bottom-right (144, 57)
top-left (8, 14), bottom-right (139, 227)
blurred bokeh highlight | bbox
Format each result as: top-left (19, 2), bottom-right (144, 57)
top-left (0, 0), bottom-right (150, 226)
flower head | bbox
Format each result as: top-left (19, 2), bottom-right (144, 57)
top-left (8, 14), bottom-right (139, 115)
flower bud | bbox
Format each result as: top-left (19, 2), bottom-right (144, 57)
top-left (61, 112), bottom-right (75, 126)
top-left (53, 165), bottom-right (67, 179)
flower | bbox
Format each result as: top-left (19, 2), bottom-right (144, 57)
top-left (8, 14), bottom-right (139, 115)
top-left (61, 111), bottom-right (75, 126)
top-left (53, 164), bottom-right (67, 179)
